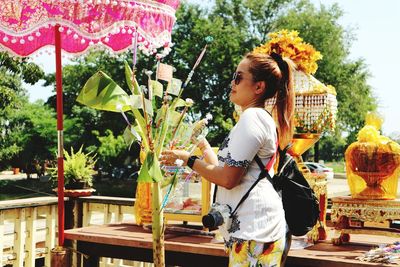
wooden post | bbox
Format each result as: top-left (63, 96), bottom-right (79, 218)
top-left (46, 205), bottom-right (56, 267)
top-left (51, 247), bottom-right (71, 267)
top-left (14, 208), bottom-right (26, 267)
top-left (0, 211), bottom-right (4, 267)
top-left (25, 207), bottom-right (37, 267)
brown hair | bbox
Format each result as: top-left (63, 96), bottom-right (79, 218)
top-left (245, 52), bottom-right (295, 149)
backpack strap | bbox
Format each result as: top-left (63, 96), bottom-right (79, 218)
top-left (230, 139), bottom-right (279, 216)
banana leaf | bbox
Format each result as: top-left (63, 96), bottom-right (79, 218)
top-left (77, 71), bottom-right (130, 112)
top-left (138, 152), bottom-right (163, 183)
top-left (130, 95), bottom-right (153, 116)
top-left (171, 98), bottom-right (186, 109)
top-left (155, 104), bottom-right (169, 157)
top-left (167, 110), bottom-right (182, 127)
top-left (123, 125), bottom-right (142, 150)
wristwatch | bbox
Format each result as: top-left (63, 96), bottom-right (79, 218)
top-left (187, 155), bottom-right (199, 169)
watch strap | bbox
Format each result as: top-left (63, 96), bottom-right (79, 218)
top-left (187, 155), bottom-right (199, 169)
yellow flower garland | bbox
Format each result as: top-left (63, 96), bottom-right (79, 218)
top-left (253, 30), bottom-right (322, 75)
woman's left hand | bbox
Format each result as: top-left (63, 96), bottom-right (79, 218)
top-left (160, 150), bottom-right (190, 166)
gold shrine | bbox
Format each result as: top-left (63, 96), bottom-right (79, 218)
top-left (331, 113), bottom-right (400, 244)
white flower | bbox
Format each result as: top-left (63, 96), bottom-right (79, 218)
top-left (205, 113), bottom-right (213, 121)
top-left (116, 104), bottom-right (123, 112)
top-left (145, 70), bottom-right (153, 77)
top-left (140, 85), bottom-right (148, 94)
top-left (185, 98), bottom-right (194, 106)
top-left (174, 159), bottom-right (184, 167)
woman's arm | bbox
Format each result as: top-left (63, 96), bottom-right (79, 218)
top-left (190, 158), bottom-right (245, 189)
top-left (197, 139), bottom-right (218, 165)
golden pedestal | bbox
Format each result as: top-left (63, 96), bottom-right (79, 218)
top-left (305, 173), bottom-right (328, 242)
top-left (331, 196), bottom-right (400, 245)
top-left (289, 133), bottom-right (321, 162)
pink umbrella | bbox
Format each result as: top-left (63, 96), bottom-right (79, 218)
top-left (0, 0), bottom-right (180, 247)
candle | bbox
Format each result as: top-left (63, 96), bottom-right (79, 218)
top-left (132, 28), bottom-right (138, 69)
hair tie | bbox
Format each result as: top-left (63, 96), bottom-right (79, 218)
top-left (270, 52), bottom-right (286, 71)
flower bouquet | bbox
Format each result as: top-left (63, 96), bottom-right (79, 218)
top-left (76, 39), bottom-right (212, 266)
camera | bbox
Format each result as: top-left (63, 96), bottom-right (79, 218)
top-left (202, 203), bottom-right (232, 229)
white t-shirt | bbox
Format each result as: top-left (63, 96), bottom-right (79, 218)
top-left (216, 107), bottom-right (286, 246)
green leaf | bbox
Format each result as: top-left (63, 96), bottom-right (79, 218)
top-left (77, 71), bottom-right (130, 112)
top-left (123, 126), bottom-right (141, 149)
top-left (167, 110), bottom-right (181, 126)
top-left (129, 95), bottom-right (153, 116)
top-left (138, 152), bottom-right (163, 182)
top-left (171, 98), bottom-right (186, 109)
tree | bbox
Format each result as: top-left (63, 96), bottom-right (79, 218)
top-left (0, 53), bottom-right (45, 169)
top-left (2, 101), bottom-right (57, 170)
top-left (0, 52), bottom-right (44, 111)
top-left (165, 0), bottom-right (293, 144)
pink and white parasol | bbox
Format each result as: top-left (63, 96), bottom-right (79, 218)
top-left (0, 0), bottom-right (179, 56)
top-left (0, 0), bottom-right (180, 247)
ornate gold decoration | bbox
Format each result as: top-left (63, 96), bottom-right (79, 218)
top-left (331, 197), bottom-right (400, 223)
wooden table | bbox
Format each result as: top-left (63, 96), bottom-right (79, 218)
top-left (64, 223), bottom-right (228, 267)
top-left (65, 222), bottom-right (400, 267)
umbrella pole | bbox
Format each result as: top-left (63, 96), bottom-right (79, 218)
top-left (55, 24), bottom-right (65, 247)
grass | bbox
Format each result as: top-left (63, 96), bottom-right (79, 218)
top-left (325, 161), bottom-right (346, 173)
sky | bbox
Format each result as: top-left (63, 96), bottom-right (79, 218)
top-left (25, 0), bottom-right (400, 136)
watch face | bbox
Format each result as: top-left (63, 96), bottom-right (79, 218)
top-left (188, 156), bottom-right (198, 168)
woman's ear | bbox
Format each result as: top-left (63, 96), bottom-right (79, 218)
top-left (255, 81), bottom-right (266, 95)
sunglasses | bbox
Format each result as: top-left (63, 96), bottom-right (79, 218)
top-left (232, 72), bottom-right (243, 85)
top-left (232, 72), bottom-right (253, 85)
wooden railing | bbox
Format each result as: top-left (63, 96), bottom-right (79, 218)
top-left (0, 196), bottom-right (155, 267)
top-left (0, 197), bottom-right (57, 267)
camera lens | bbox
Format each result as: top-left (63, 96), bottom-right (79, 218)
top-left (202, 211), bottom-right (224, 228)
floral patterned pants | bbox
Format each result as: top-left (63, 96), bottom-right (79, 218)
top-left (227, 233), bottom-right (291, 267)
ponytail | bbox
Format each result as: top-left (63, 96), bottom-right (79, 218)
top-left (273, 55), bottom-right (295, 149)
top-left (246, 52), bottom-right (295, 149)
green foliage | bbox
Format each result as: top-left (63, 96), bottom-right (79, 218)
top-left (0, 101), bottom-right (57, 170)
top-left (324, 161), bottom-right (345, 174)
top-left (89, 129), bottom-right (131, 172)
top-left (318, 131), bottom-right (347, 161)
top-left (50, 146), bottom-right (97, 187)
top-left (0, 52), bottom-right (44, 111)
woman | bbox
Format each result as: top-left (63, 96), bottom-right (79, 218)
top-left (161, 51), bottom-right (295, 266)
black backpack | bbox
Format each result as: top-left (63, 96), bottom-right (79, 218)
top-left (229, 145), bottom-right (320, 237)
